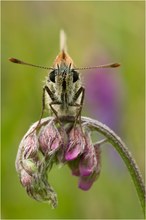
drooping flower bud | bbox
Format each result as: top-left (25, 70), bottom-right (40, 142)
top-left (20, 169), bottom-right (34, 187)
top-left (22, 158), bottom-right (38, 174)
top-left (79, 131), bottom-right (97, 177)
top-left (23, 131), bottom-right (39, 159)
top-left (15, 121), bottom-right (58, 208)
top-left (15, 131), bottom-right (39, 174)
top-left (38, 120), bottom-right (63, 155)
top-left (67, 128), bottom-right (101, 191)
top-left (16, 117), bottom-right (103, 207)
top-left (26, 173), bottom-right (58, 208)
top-left (65, 126), bottom-right (86, 161)
top-left (78, 144), bottom-right (101, 191)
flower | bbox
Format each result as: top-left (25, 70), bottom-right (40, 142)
top-left (20, 170), bottom-right (34, 187)
top-left (65, 126), bottom-right (86, 161)
top-left (38, 120), bottom-right (63, 155)
top-left (68, 129), bottom-right (101, 190)
top-left (15, 118), bottom-right (103, 207)
top-left (15, 124), bottom-right (58, 208)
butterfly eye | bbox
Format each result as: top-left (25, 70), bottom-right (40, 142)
top-left (72, 70), bottom-right (79, 83)
top-left (49, 70), bottom-right (56, 83)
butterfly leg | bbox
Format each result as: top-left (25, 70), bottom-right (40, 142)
top-left (70, 86), bottom-right (85, 130)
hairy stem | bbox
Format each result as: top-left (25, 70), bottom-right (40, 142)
top-left (81, 116), bottom-right (145, 215)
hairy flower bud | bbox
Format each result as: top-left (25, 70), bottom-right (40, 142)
top-left (38, 120), bottom-right (63, 155)
top-left (68, 129), bottom-right (101, 191)
top-left (23, 131), bottom-right (39, 159)
top-left (22, 158), bottom-right (38, 174)
top-left (26, 174), bottom-right (58, 208)
top-left (78, 145), bottom-right (101, 191)
top-left (79, 132), bottom-right (97, 177)
top-left (15, 121), bottom-right (58, 208)
top-left (20, 170), bottom-right (34, 187)
top-left (16, 118), bottom-right (103, 207)
top-left (65, 127), bottom-right (86, 161)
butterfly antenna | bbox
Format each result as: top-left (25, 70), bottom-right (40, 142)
top-left (9, 57), bottom-right (53, 70)
top-left (75, 63), bottom-right (120, 70)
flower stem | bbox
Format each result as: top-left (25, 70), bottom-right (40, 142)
top-left (81, 116), bottom-right (145, 215)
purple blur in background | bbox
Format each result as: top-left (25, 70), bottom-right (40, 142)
top-left (84, 56), bottom-right (124, 133)
top-left (84, 55), bottom-right (125, 171)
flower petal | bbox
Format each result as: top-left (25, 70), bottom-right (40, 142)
top-left (79, 146), bottom-right (97, 176)
top-left (65, 127), bottom-right (85, 161)
top-left (78, 175), bottom-right (94, 191)
top-left (23, 131), bottom-right (39, 159)
top-left (79, 131), bottom-right (97, 176)
top-left (20, 170), bottom-right (34, 187)
top-left (68, 159), bottom-right (80, 176)
top-left (78, 138), bottom-right (101, 189)
top-left (39, 120), bottom-right (62, 154)
top-left (65, 143), bottom-right (82, 161)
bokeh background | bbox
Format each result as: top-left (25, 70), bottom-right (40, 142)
top-left (2, 1), bottom-right (145, 219)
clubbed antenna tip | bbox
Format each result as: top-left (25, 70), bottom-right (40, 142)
top-left (110, 63), bottom-right (120, 68)
top-left (9, 57), bottom-right (22, 64)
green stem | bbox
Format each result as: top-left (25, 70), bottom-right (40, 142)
top-left (82, 116), bottom-right (145, 215)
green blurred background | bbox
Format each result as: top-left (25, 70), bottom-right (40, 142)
top-left (2, 1), bottom-right (145, 219)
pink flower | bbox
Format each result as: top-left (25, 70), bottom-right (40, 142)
top-left (65, 127), bottom-right (86, 161)
top-left (79, 144), bottom-right (101, 190)
top-left (20, 170), bottom-right (34, 187)
top-left (16, 119), bottom-right (103, 207)
top-left (23, 131), bottom-right (39, 159)
top-left (39, 120), bottom-right (63, 155)
top-left (68, 130), bottom-right (101, 190)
